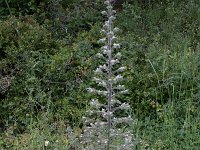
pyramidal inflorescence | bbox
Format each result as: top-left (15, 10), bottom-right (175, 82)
top-left (77, 0), bottom-right (135, 150)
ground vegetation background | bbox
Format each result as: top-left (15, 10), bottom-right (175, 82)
top-left (0, 0), bottom-right (200, 149)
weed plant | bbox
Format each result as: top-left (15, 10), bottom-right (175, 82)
top-left (69, 0), bottom-right (135, 149)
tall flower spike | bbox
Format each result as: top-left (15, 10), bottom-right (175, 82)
top-left (78, 1), bottom-right (135, 150)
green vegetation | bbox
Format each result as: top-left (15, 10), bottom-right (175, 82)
top-left (0, 0), bottom-right (200, 149)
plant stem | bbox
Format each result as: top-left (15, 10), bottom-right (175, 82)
top-left (107, 0), bottom-right (112, 149)
top-left (5, 0), bottom-right (12, 16)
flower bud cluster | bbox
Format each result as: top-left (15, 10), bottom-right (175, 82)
top-left (77, 1), bottom-right (135, 149)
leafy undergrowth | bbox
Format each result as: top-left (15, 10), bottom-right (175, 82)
top-left (1, 106), bottom-right (200, 150)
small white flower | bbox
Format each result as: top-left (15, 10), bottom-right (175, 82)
top-left (101, 45), bottom-right (108, 50)
top-left (96, 53), bottom-right (104, 59)
top-left (116, 85), bottom-right (125, 90)
top-left (98, 38), bottom-right (106, 43)
top-left (125, 135), bottom-right (132, 144)
top-left (100, 122), bottom-right (106, 125)
top-left (115, 52), bottom-right (122, 59)
top-left (94, 77), bottom-right (107, 87)
top-left (101, 11), bottom-right (107, 15)
top-left (102, 64), bottom-right (107, 69)
top-left (99, 64), bottom-right (107, 71)
top-left (115, 75), bottom-right (123, 81)
top-left (110, 59), bottom-right (119, 65)
top-left (104, 1), bottom-right (109, 5)
top-left (116, 66), bottom-right (127, 72)
top-left (103, 24), bottom-right (109, 29)
top-left (113, 27), bottom-right (120, 32)
top-left (112, 10), bottom-right (117, 14)
top-left (111, 36), bottom-right (117, 41)
top-left (103, 49), bottom-right (111, 55)
top-left (105, 21), bottom-right (109, 25)
top-left (87, 87), bottom-right (95, 93)
top-left (120, 103), bottom-right (130, 109)
top-left (93, 77), bottom-right (103, 83)
top-left (107, 31), bottom-right (114, 36)
top-left (90, 99), bottom-right (97, 106)
top-left (108, 111), bottom-right (113, 116)
top-left (98, 81), bottom-right (107, 87)
top-left (106, 5), bottom-right (113, 10)
top-left (101, 29), bottom-right (106, 34)
top-left (113, 43), bottom-right (120, 49)
top-left (109, 16), bottom-right (116, 20)
top-left (97, 90), bottom-right (108, 96)
top-left (104, 140), bottom-right (108, 144)
top-left (111, 98), bottom-right (121, 104)
top-left (95, 68), bottom-right (102, 74)
top-left (44, 140), bottom-right (49, 147)
top-left (120, 90), bottom-right (129, 94)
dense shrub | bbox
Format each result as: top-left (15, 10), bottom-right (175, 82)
top-left (0, 16), bottom-right (93, 131)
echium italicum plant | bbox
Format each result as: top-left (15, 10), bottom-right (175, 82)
top-left (76, 0), bottom-right (135, 150)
